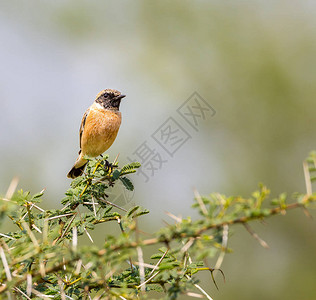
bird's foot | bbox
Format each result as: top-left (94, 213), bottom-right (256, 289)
top-left (104, 160), bottom-right (117, 174)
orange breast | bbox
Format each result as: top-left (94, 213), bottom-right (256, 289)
top-left (81, 106), bottom-right (122, 157)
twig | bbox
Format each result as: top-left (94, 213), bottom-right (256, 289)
top-left (95, 199), bottom-right (315, 253)
top-left (0, 193), bottom-right (314, 296)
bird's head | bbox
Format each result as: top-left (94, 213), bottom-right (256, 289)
top-left (95, 89), bottom-right (126, 110)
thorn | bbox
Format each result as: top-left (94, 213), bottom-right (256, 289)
top-left (243, 223), bottom-right (269, 249)
top-left (193, 188), bottom-right (208, 216)
top-left (303, 161), bottom-right (312, 196)
top-left (164, 211), bottom-right (182, 223)
top-left (5, 177), bottom-right (19, 200)
top-left (113, 153), bottom-right (120, 165)
top-left (302, 207), bottom-right (313, 219)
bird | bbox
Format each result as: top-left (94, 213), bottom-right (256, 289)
top-left (67, 89), bottom-right (125, 179)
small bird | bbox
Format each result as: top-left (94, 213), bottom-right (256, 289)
top-left (67, 89), bottom-right (125, 178)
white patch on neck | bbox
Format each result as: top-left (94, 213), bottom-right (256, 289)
top-left (95, 102), bottom-right (104, 110)
top-left (93, 101), bottom-right (120, 113)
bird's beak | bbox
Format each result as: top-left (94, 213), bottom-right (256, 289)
top-left (116, 94), bottom-right (126, 100)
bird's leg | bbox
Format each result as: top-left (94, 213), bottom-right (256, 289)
top-left (104, 159), bottom-right (113, 174)
top-left (99, 154), bottom-right (110, 173)
top-left (104, 159), bottom-right (118, 175)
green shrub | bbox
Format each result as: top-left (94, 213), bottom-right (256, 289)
top-left (0, 153), bottom-right (315, 299)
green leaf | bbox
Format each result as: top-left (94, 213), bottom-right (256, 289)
top-left (121, 162), bottom-right (141, 173)
top-left (112, 170), bottom-right (121, 180)
top-left (133, 209), bottom-right (150, 218)
top-left (151, 253), bottom-right (164, 259)
top-left (119, 177), bottom-right (134, 191)
top-left (32, 190), bottom-right (45, 200)
top-left (158, 262), bottom-right (179, 270)
top-left (127, 206), bottom-right (140, 217)
top-left (146, 284), bottom-right (163, 292)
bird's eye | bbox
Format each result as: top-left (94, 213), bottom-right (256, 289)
top-left (103, 93), bottom-right (109, 97)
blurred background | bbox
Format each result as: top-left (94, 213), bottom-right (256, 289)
top-left (1, 0), bottom-right (316, 299)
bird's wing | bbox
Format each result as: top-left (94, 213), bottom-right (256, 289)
top-left (79, 108), bottom-right (90, 150)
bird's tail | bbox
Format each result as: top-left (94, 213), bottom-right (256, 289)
top-left (67, 153), bottom-right (88, 179)
top-left (67, 163), bottom-right (87, 179)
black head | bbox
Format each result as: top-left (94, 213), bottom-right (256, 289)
top-left (95, 89), bottom-right (126, 110)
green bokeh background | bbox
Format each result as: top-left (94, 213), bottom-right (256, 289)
top-left (1, 1), bottom-right (316, 299)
